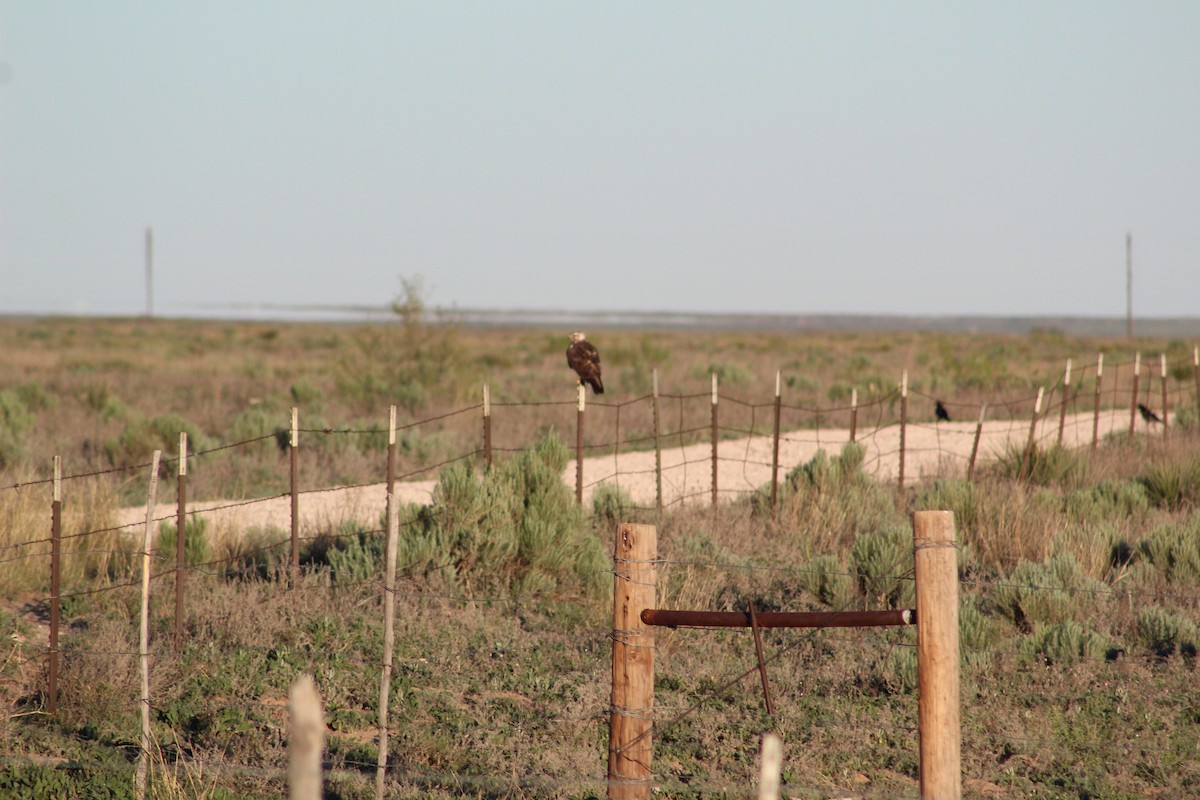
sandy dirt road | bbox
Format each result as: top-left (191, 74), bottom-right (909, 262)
top-left (119, 407), bottom-right (1154, 535)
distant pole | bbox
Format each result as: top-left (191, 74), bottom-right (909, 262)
top-left (145, 227), bottom-right (154, 319)
top-left (1126, 232), bottom-right (1133, 340)
top-left (967, 404), bottom-right (986, 482)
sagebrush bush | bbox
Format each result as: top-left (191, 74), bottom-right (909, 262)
top-left (1137, 605), bottom-right (1199, 660)
top-left (990, 553), bottom-right (1105, 631)
top-left (1137, 517), bottom-right (1200, 584)
top-left (1137, 457), bottom-right (1200, 510)
top-left (1022, 621), bottom-right (1109, 665)
top-left (849, 525), bottom-right (913, 609)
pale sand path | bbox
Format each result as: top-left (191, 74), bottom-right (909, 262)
top-left (119, 407), bottom-right (1156, 535)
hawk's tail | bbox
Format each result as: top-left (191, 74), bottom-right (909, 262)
top-left (589, 378), bottom-right (604, 395)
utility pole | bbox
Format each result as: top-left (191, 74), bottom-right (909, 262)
top-left (145, 227), bottom-right (154, 319)
top-left (1125, 232), bottom-right (1132, 339)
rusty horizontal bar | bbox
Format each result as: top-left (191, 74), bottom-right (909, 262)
top-left (640, 608), bottom-right (914, 629)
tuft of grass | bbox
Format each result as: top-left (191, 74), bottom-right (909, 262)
top-left (1136, 606), bottom-right (1199, 660)
top-left (1137, 457), bottom-right (1200, 510)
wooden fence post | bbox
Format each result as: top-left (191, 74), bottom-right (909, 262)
top-left (1057, 359), bottom-right (1071, 447)
top-left (1128, 353), bottom-right (1141, 443)
top-left (711, 373), bottom-right (719, 511)
top-left (757, 732), bottom-right (782, 800)
top-left (1160, 354), bottom-right (1169, 442)
top-left (136, 450), bottom-right (162, 800)
top-left (576, 385), bottom-right (586, 505)
top-left (608, 523), bottom-right (656, 800)
top-left (482, 386), bottom-right (492, 471)
top-left (849, 388), bottom-right (858, 443)
top-left (290, 407), bottom-right (300, 589)
top-left (175, 432), bottom-right (188, 653)
top-left (387, 405), bottom-right (397, 498)
top-left (1019, 387), bottom-right (1044, 479)
top-left (49, 456), bottom-right (62, 715)
top-left (898, 371), bottom-right (908, 492)
top-left (913, 510), bottom-right (961, 800)
top-left (770, 371), bottom-right (781, 513)
top-left (375, 490), bottom-right (400, 799)
top-left (967, 404), bottom-right (986, 482)
top-left (652, 370), bottom-right (663, 515)
top-left (289, 675), bottom-right (325, 800)
top-left (1193, 345), bottom-right (1199, 419)
top-left (1092, 354), bottom-right (1103, 454)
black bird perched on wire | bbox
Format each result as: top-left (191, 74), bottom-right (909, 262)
top-left (935, 400), bottom-right (951, 423)
top-left (1137, 403), bottom-right (1163, 424)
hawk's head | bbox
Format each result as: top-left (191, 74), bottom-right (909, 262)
top-left (569, 331), bottom-right (586, 343)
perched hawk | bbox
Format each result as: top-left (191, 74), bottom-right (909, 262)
top-left (1137, 403), bottom-right (1163, 424)
top-left (935, 400), bottom-right (951, 423)
top-left (566, 332), bottom-right (604, 394)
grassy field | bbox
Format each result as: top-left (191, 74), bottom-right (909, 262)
top-left (2, 315), bottom-right (1200, 799)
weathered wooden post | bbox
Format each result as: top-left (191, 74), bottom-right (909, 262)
top-left (481, 386), bottom-right (492, 471)
top-left (1128, 352), bottom-right (1141, 443)
top-left (49, 456), bottom-right (62, 714)
top-left (289, 675), bottom-right (325, 800)
top-left (757, 732), bottom-right (783, 800)
top-left (1019, 388), bottom-right (1044, 479)
top-left (608, 523), bottom-right (656, 800)
top-left (913, 510), bottom-right (961, 800)
top-left (1056, 359), bottom-right (1071, 447)
top-left (770, 371), bottom-right (782, 513)
top-left (174, 432), bottom-right (188, 652)
top-left (967, 404), bottom-right (986, 482)
top-left (1193, 346), bottom-right (1200, 419)
top-left (849, 387), bottom-right (859, 443)
top-left (898, 371), bottom-right (908, 491)
top-left (375, 490), bottom-right (400, 800)
top-left (576, 385), bottom-right (586, 505)
top-left (1160, 354), bottom-right (1170, 442)
top-left (387, 405), bottom-right (397, 498)
top-left (290, 407), bottom-right (300, 589)
top-left (711, 373), bottom-right (719, 511)
top-left (136, 450), bottom-right (162, 799)
top-left (652, 370), bottom-right (663, 515)
top-left (1091, 354), bottom-right (1104, 454)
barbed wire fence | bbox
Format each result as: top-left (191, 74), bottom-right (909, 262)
top-left (2, 348), bottom-right (1199, 796)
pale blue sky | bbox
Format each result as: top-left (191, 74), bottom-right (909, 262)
top-left (2, 3), bottom-right (1198, 318)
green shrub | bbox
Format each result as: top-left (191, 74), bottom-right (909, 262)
top-left (402, 433), bottom-right (606, 596)
top-left (1137, 520), bottom-right (1200, 584)
top-left (156, 517), bottom-right (211, 565)
top-left (799, 554), bottom-right (854, 608)
top-left (990, 553), bottom-right (1104, 630)
top-left (104, 414), bottom-right (212, 470)
top-left (592, 483), bottom-right (636, 528)
top-left (1022, 621), bottom-right (1109, 665)
top-left (850, 526), bottom-right (913, 608)
top-left (692, 362), bottom-right (753, 387)
top-left (1064, 480), bottom-right (1150, 521)
top-left (1137, 605), bottom-right (1199, 659)
top-left (993, 442), bottom-right (1083, 487)
top-left (1137, 458), bottom-right (1200, 510)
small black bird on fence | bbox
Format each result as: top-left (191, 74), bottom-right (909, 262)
top-left (566, 332), bottom-right (604, 394)
top-left (1137, 403), bottom-right (1163, 424)
top-left (935, 400), bottom-right (951, 423)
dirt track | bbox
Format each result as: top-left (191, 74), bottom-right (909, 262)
top-left (119, 407), bottom-right (1156, 535)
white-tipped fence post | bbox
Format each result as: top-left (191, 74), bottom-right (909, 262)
top-left (849, 387), bottom-right (859, 443)
top-left (576, 385), bottom-right (586, 505)
top-left (49, 457), bottom-right (62, 715)
top-left (136, 450), bottom-right (162, 800)
top-left (290, 407), bottom-right (300, 589)
top-left (174, 432), bottom-right (188, 653)
top-left (1160, 353), bottom-right (1169, 442)
top-left (1057, 359), bottom-right (1071, 447)
top-left (967, 404), bottom-right (986, 482)
top-left (482, 385), bottom-right (492, 471)
top-left (1194, 345), bottom-right (1199, 418)
top-left (770, 371), bottom-right (782, 513)
top-left (913, 510), bottom-right (961, 800)
top-left (1019, 387), bottom-right (1044, 479)
top-left (289, 675), bottom-right (325, 800)
top-left (898, 370), bottom-right (908, 491)
top-left (652, 370), bottom-right (663, 515)
top-left (608, 523), bottom-right (656, 800)
top-left (1129, 352), bottom-right (1141, 443)
top-left (1092, 354), bottom-right (1104, 454)
top-left (711, 373), bottom-right (719, 511)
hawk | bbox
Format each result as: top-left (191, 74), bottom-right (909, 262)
top-left (566, 332), bottom-right (604, 394)
top-left (935, 400), bottom-right (951, 423)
